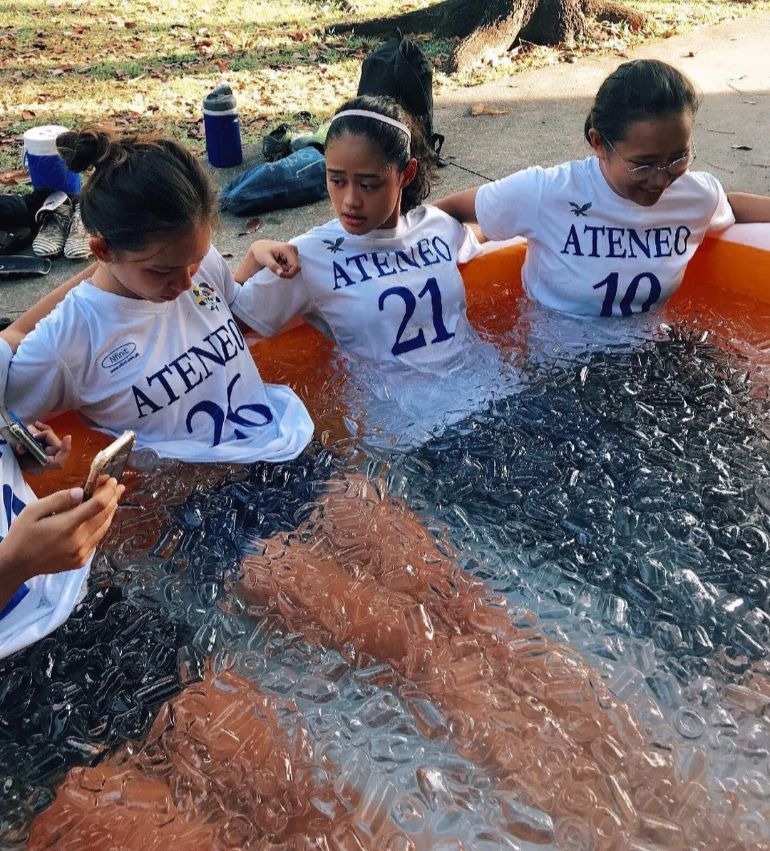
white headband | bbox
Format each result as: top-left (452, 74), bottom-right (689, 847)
top-left (330, 109), bottom-right (411, 143)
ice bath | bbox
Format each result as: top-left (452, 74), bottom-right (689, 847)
top-left (2, 229), bottom-right (770, 849)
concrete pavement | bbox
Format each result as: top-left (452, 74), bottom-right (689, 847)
top-left (2, 13), bottom-right (769, 320)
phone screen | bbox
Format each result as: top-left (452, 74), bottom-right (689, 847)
top-left (1, 410), bottom-right (50, 466)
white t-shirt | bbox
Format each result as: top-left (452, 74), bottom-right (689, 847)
top-left (476, 157), bottom-right (735, 317)
top-left (0, 339), bottom-right (89, 659)
top-left (6, 248), bottom-right (313, 463)
top-left (233, 206), bottom-right (483, 374)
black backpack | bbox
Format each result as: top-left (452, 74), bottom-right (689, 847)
top-left (357, 30), bottom-right (445, 163)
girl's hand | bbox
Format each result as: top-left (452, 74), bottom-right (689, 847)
top-left (15, 421), bottom-right (71, 473)
top-left (235, 240), bottom-right (301, 282)
top-left (0, 478), bottom-right (124, 580)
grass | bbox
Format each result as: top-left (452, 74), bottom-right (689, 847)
top-left (1, 0), bottom-right (769, 181)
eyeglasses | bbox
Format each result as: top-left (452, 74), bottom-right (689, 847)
top-left (604, 138), bottom-right (696, 179)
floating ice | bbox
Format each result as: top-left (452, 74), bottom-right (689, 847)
top-left (3, 303), bottom-right (770, 846)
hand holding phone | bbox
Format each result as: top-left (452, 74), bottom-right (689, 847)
top-left (83, 430), bottom-right (136, 499)
top-left (0, 407), bottom-right (50, 466)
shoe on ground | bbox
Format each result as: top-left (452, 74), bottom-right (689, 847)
top-left (32, 191), bottom-right (73, 258)
top-left (262, 125), bottom-right (293, 162)
top-left (64, 202), bottom-right (91, 260)
top-left (290, 121), bottom-right (330, 153)
top-left (23, 187), bottom-right (59, 227)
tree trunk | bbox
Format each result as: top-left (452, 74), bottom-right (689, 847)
top-left (333, 0), bottom-right (481, 41)
top-left (449, 0), bottom-right (538, 71)
top-left (331, 0), bottom-right (645, 71)
top-left (518, 0), bottom-right (588, 45)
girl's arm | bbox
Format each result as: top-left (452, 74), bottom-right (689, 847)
top-left (4, 313), bottom-right (77, 424)
top-left (0, 477), bottom-right (123, 611)
top-left (231, 254), bottom-right (311, 339)
top-left (727, 192), bottom-right (770, 223)
top-left (238, 476), bottom-right (729, 846)
top-left (0, 262), bottom-right (96, 352)
top-left (432, 187), bottom-right (480, 224)
top-left (234, 239), bottom-right (301, 284)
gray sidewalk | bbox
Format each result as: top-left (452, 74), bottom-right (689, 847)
top-left (2, 14), bottom-right (768, 321)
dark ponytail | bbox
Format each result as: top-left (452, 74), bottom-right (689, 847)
top-left (325, 95), bottom-right (437, 213)
top-left (57, 127), bottom-right (217, 253)
top-left (584, 59), bottom-right (700, 144)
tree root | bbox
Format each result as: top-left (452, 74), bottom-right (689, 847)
top-left (328, 0), bottom-right (647, 71)
top-left (587, 0), bottom-right (646, 32)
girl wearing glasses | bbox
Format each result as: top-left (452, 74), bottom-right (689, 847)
top-left (435, 59), bottom-right (770, 318)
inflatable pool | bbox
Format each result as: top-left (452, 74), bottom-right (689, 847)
top-left (23, 225), bottom-right (769, 487)
top-left (4, 225), bottom-right (770, 850)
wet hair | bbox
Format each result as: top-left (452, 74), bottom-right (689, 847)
top-left (584, 59), bottom-right (700, 145)
top-left (57, 127), bottom-right (217, 253)
top-left (325, 95), bottom-right (437, 214)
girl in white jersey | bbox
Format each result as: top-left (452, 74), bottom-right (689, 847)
top-left (231, 96), bottom-right (516, 445)
top-left (0, 343), bottom-right (122, 659)
top-left (234, 95), bottom-right (482, 371)
top-left (5, 130), bottom-right (313, 464)
top-left (435, 59), bottom-right (770, 318)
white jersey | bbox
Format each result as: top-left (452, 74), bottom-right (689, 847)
top-left (476, 156), bottom-right (735, 317)
top-left (6, 248), bottom-right (313, 463)
top-left (0, 340), bottom-right (89, 659)
top-left (233, 206), bottom-right (483, 374)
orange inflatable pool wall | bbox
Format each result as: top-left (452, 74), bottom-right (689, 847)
top-left (31, 225), bottom-right (770, 495)
top-left (681, 224), bottom-right (770, 305)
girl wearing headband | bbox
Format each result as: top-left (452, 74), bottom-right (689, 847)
top-left (232, 95), bottom-right (517, 444)
top-left (233, 95), bottom-right (487, 379)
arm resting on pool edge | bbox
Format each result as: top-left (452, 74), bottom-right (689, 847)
top-left (727, 191), bottom-right (770, 224)
top-left (0, 262), bottom-right (96, 352)
top-left (433, 187), bottom-right (481, 225)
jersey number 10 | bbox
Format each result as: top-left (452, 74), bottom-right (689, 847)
top-left (593, 271), bottom-right (662, 317)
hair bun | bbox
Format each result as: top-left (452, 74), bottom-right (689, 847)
top-left (57, 127), bottom-right (114, 173)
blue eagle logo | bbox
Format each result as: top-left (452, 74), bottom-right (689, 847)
top-left (323, 237), bottom-right (345, 253)
top-left (570, 201), bottom-right (592, 217)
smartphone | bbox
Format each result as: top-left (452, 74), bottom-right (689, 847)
top-left (83, 430), bottom-right (136, 499)
top-left (0, 407), bottom-right (50, 466)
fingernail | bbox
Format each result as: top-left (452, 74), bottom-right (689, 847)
top-left (70, 487), bottom-right (84, 502)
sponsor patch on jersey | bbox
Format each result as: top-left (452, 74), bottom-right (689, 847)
top-left (101, 342), bottom-right (139, 374)
top-left (192, 282), bottom-right (222, 311)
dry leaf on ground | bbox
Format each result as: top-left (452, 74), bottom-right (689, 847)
top-left (238, 218), bottom-right (263, 236)
top-left (0, 169), bottom-right (29, 186)
top-left (470, 103), bottom-right (509, 117)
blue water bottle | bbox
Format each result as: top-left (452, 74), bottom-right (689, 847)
top-left (23, 125), bottom-right (81, 194)
top-left (203, 84), bottom-right (243, 168)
